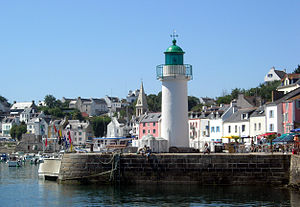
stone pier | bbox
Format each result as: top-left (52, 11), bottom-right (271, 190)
top-left (58, 153), bottom-right (291, 185)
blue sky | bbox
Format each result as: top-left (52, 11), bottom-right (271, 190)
top-left (0, 0), bottom-right (299, 103)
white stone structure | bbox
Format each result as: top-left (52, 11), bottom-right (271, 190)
top-left (156, 38), bottom-right (192, 147)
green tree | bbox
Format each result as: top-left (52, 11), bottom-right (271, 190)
top-left (147, 92), bottom-right (161, 112)
top-left (216, 95), bottom-right (232, 105)
top-left (10, 125), bottom-right (17, 139)
top-left (293, 64), bottom-right (300, 74)
top-left (44, 94), bottom-right (57, 108)
top-left (48, 107), bottom-right (63, 118)
top-left (10, 122), bottom-right (27, 141)
top-left (188, 96), bottom-right (200, 111)
top-left (71, 109), bottom-right (84, 121)
top-left (191, 104), bottom-right (204, 112)
top-left (90, 116), bottom-right (111, 137)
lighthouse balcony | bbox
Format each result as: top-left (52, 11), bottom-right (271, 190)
top-left (156, 64), bottom-right (193, 80)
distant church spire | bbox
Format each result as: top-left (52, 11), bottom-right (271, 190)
top-left (135, 81), bottom-right (148, 117)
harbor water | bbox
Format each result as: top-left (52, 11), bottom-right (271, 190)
top-left (0, 162), bottom-right (300, 207)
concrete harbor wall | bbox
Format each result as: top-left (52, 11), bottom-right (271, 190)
top-left (58, 153), bottom-right (291, 185)
top-left (290, 155), bottom-right (300, 189)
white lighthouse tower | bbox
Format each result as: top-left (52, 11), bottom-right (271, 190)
top-left (156, 35), bottom-right (192, 148)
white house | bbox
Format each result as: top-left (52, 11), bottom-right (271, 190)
top-left (223, 107), bottom-right (257, 144)
top-left (20, 108), bottom-right (36, 123)
top-left (106, 117), bottom-right (130, 138)
top-left (188, 112), bottom-right (210, 149)
top-left (277, 73), bottom-right (300, 94)
top-left (104, 96), bottom-right (122, 114)
top-left (264, 67), bottom-right (286, 83)
top-left (27, 117), bottom-right (49, 137)
top-left (249, 106), bottom-right (266, 140)
top-left (1, 117), bottom-right (20, 137)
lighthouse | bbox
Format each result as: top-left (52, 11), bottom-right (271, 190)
top-left (156, 35), bottom-right (192, 148)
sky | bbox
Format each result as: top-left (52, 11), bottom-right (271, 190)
top-left (0, 0), bottom-right (299, 103)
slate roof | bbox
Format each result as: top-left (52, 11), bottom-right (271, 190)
top-left (274, 70), bottom-right (286, 79)
top-left (250, 106), bottom-right (265, 117)
top-left (224, 107), bottom-right (257, 123)
top-left (140, 113), bottom-right (161, 123)
top-left (11, 102), bottom-right (34, 110)
top-left (92, 98), bottom-right (106, 104)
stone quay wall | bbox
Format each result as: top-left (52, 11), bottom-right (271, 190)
top-left (58, 153), bottom-right (291, 185)
top-left (290, 155), bottom-right (300, 189)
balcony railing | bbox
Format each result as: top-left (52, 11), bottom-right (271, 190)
top-left (156, 64), bottom-right (193, 80)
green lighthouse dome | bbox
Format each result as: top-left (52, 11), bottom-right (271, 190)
top-left (165, 39), bottom-right (185, 54)
top-left (164, 39), bottom-right (184, 65)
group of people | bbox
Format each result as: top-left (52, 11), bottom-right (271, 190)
top-left (137, 145), bottom-right (152, 158)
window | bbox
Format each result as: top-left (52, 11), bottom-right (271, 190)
top-left (269, 124), bottom-right (274, 131)
top-left (242, 113), bottom-right (248, 120)
top-left (242, 125), bottom-right (245, 132)
top-left (74, 132), bottom-right (77, 135)
top-left (143, 123), bottom-right (146, 127)
top-left (79, 132), bottom-right (82, 135)
top-left (254, 123), bottom-right (257, 131)
top-left (211, 127), bottom-right (215, 132)
top-left (147, 123), bottom-right (150, 126)
top-left (297, 100), bottom-right (300, 109)
top-left (216, 126), bottom-right (220, 132)
top-left (268, 74), bottom-right (273, 78)
top-left (148, 130), bottom-right (150, 133)
top-left (269, 110), bottom-right (274, 118)
top-left (79, 137), bottom-right (82, 141)
top-left (153, 129), bottom-right (156, 134)
top-left (228, 126), bottom-right (231, 133)
top-left (143, 129), bottom-right (145, 134)
top-left (235, 125), bottom-right (237, 133)
top-left (259, 123), bottom-right (261, 130)
top-left (153, 122), bottom-right (156, 126)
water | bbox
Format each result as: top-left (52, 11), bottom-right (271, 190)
top-left (0, 162), bottom-right (300, 207)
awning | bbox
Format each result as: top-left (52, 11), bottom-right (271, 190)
top-left (273, 133), bottom-right (296, 143)
top-left (291, 128), bottom-right (300, 132)
top-left (257, 132), bottom-right (277, 139)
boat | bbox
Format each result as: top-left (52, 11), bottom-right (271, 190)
top-left (7, 155), bottom-right (22, 167)
top-left (38, 154), bottom-right (62, 181)
top-left (0, 153), bottom-right (8, 162)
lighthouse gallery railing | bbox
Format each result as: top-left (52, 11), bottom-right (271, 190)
top-left (156, 64), bottom-right (193, 80)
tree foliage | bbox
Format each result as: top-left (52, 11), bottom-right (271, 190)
top-left (90, 116), bottom-right (111, 137)
top-left (10, 122), bottom-right (27, 141)
top-left (293, 64), bottom-right (300, 74)
top-left (71, 109), bottom-right (84, 121)
top-left (188, 96), bottom-right (200, 111)
top-left (146, 92), bottom-right (161, 112)
top-left (216, 81), bottom-right (281, 105)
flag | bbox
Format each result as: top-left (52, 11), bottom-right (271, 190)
top-left (59, 129), bottom-right (62, 138)
top-left (68, 131), bottom-right (72, 151)
top-left (63, 135), bottom-right (68, 149)
top-left (53, 124), bottom-right (57, 133)
top-left (45, 137), bottom-right (47, 147)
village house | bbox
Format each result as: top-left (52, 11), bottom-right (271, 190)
top-left (138, 112), bottom-right (161, 139)
top-left (264, 66), bottom-right (286, 83)
top-left (277, 73), bottom-right (300, 94)
top-left (63, 120), bottom-right (93, 146)
top-left (69, 97), bottom-right (108, 117)
top-left (106, 117), bottom-right (131, 138)
top-left (1, 117), bottom-right (20, 137)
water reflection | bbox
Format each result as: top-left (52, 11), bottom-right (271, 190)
top-left (0, 162), bottom-right (299, 207)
